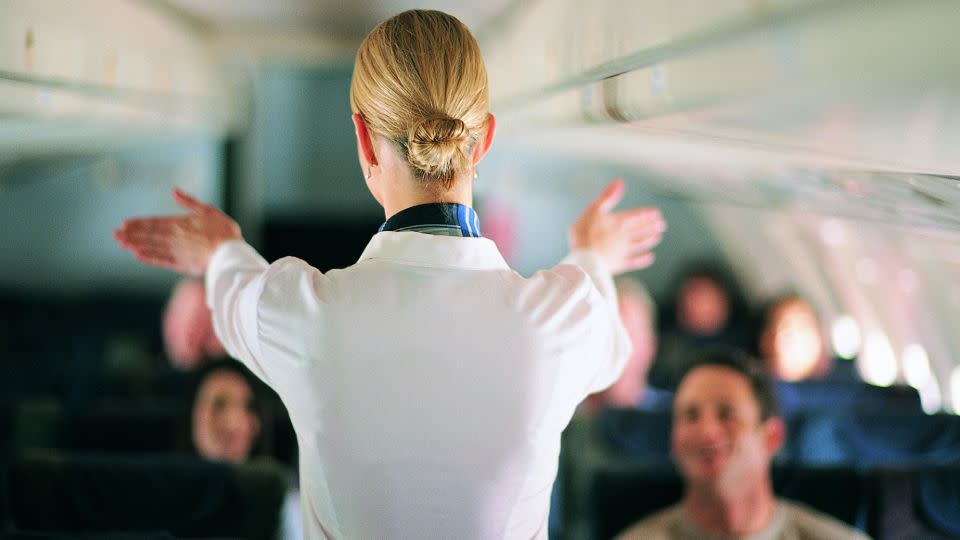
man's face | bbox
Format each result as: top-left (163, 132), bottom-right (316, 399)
top-left (671, 366), bottom-right (782, 493)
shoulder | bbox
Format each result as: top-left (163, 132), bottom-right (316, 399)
top-left (614, 504), bottom-right (684, 540)
top-left (518, 259), bottom-right (605, 309)
top-left (258, 256), bottom-right (336, 302)
top-left (780, 500), bottom-right (872, 540)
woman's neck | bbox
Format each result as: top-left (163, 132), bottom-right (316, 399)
top-left (381, 173), bottom-right (473, 220)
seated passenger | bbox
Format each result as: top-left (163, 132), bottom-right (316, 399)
top-left (585, 277), bottom-right (669, 412)
top-left (649, 264), bottom-right (751, 389)
top-left (616, 348), bottom-right (870, 540)
top-left (163, 278), bottom-right (226, 369)
top-left (757, 294), bottom-right (831, 381)
top-left (185, 358), bottom-right (265, 464)
top-left (183, 359), bottom-right (302, 539)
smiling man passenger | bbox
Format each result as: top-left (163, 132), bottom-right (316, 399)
top-left (617, 349), bottom-right (870, 540)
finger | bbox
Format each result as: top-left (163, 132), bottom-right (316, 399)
top-left (592, 179), bottom-right (626, 214)
top-left (623, 252), bottom-right (656, 272)
top-left (118, 234), bottom-right (174, 253)
top-left (119, 217), bottom-right (181, 235)
top-left (630, 234), bottom-right (664, 252)
top-left (172, 188), bottom-right (211, 215)
top-left (623, 218), bottom-right (666, 237)
top-left (132, 247), bottom-right (178, 268)
top-left (619, 209), bottom-right (665, 228)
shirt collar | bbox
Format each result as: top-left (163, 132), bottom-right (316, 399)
top-left (379, 203), bottom-right (482, 238)
top-left (358, 231), bottom-right (508, 270)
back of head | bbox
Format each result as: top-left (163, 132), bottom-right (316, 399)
top-left (351, 10), bottom-right (490, 192)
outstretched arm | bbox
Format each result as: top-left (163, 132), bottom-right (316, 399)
top-left (568, 178), bottom-right (666, 276)
top-left (113, 188), bottom-right (243, 276)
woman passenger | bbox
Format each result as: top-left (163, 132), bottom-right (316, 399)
top-left (183, 358), bottom-right (265, 464)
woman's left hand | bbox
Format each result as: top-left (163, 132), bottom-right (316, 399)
top-left (114, 188), bottom-right (242, 277)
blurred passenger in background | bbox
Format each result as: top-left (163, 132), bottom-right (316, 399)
top-left (584, 277), bottom-right (670, 412)
top-left (616, 349), bottom-right (870, 540)
top-left (182, 358), bottom-right (265, 464)
top-left (164, 279), bottom-right (225, 369)
top-left (649, 264), bottom-right (751, 389)
top-left (756, 294), bottom-right (830, 382)
top-left (183, 358), bottom-right (302, 539)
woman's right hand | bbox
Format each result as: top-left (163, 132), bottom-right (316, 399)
top-left (568, 179), bottom-right (666, 275)
top-left (114, 188), bottom-right (242, 277)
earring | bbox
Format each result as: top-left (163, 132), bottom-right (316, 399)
top-left (365, 167), bottom-right (372, 181)
top-left (473, 167), bottom-right (479, 181)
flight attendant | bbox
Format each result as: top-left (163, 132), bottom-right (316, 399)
top-left (115, 9), bottom-right (665, 539)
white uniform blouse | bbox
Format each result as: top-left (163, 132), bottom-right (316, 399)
top-left (206, 231), bottom-right (631, 539)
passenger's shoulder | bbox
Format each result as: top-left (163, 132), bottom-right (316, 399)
top-left (781, 500), bottom-right (872, 540)
top-left (614, 504), bottom-right (683, 540)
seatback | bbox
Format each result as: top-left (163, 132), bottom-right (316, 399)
top-left (599, 408), bottom-right (673, 463)
top-left (788, 411), bottom-right (960, 466)
top-left (7, 452), bottom-right (288, 540)
top-left (867, 465), bottom-right (960, 540)
top-left (845, 413), bottom-right (960, 466)
top-left (775, 380), bottom-right (922, 416)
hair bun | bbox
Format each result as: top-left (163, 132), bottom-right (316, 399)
top-left (406, 115), bottom-right (470, 179)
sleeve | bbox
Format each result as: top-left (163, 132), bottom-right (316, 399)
top-left (550, 249), bottom-right (633, 396)
top-left (204, 239), bottom-right (272, 383)
top-left (559, 249), bottom-right (618, 305)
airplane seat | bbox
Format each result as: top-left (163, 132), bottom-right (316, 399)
top-left (852, 385), bottom-right (923, 415)
top-left (599, 408), bottom-right (673, 463)
top-left (916, 466), bottom-right (960, 538)
top-left (556, 410), bottom-right (674, 539)
top-left (586, 464), bottom-right (683, 540)
top-left (64, 400), bottom-right (181, 454)
top-left (787, 412), bottom-right (854, 465)
top-left (775, 381), bottom-right (923, 416)
top-left (14, 394), bottom-right (297, 469)
top-left (11, 398), bottom-right (64, 455)
top-left (100, 368), bottom-right (191, 401)
top-left (0, 401), bottom-right (12, 531)
top-left (771, 465), bottom-right (866, 529)
top-left (867, 465), bottom-right (960, 540)
top-left (844, 413), bottom-right (960, 466)
top-left (12, 398), bottom-right (181, 456)
top-left (7, 452), bottom-right (289, 540)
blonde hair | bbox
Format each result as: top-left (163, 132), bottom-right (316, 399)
top-left (350, 10), bottom-right (490, 192)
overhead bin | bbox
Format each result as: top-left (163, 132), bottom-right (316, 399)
top-left (0, 0), bottom-right (235, 155)
top-left (480, 0), bottom-right (960, 228)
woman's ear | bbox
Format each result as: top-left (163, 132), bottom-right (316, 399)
top-left (471, 113), bottom-right (497, 165)
top-left (352, 113), bottom-right (379, 167)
